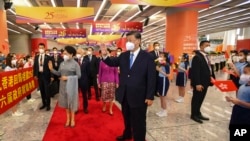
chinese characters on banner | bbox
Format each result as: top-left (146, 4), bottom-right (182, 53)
top-left (182, 35), bottom-right (198, 54)
top-left (42, 29), bottom-right (87, 38)
top-left (0, 68), bottom-right (38, 114)
top-left (92, 22), bottom-right (143, 33)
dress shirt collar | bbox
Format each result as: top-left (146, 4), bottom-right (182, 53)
top-left (130, 47), bottom-right (140, 59)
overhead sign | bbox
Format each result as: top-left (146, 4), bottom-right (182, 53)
top-left (56, 38), bottom-right (87, 45)
top-left (42, 29), bottom-right (86, 38)
top-left (110, 0), bottom-right (209, 8)
top-left (88, 35), bottom-right (122, 42)
top-left (92, 22), bottom-right (143, 33)
top-left (16, 7), bottom-right (94, 23)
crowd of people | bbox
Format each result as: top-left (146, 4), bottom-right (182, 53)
top-left (0, 31), bottom-right (250, 141)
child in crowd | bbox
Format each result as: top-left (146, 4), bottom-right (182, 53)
top-left (226, 64), bottom-right (250, 137)
top-left (155, 52), bottom-right (170, 117)
top-left (175, 53), bottom-right (189, 103)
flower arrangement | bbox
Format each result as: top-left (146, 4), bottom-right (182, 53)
top-left (155, 57), bottom-right (166, 66)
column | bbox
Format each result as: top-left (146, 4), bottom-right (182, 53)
top-left (0, 1), bottom-right (9, 55)
top-left (166, 8), bottom-right (198, 62)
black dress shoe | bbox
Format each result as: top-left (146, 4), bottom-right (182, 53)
top-left (191, 116), bottom-right (203, 124)
top-left (116, 135), bottom-right (132, 141)
top-left (39, 105), bottom-right (46, 110)
top-left (84, 109), bottom-right (89, 114)
top-left (198, 115), bottom-right (209, 120)
top-left (46, 107), bottom-right (51, 111)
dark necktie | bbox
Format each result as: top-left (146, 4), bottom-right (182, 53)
top-left (40, 55), bottom-right (43, 66)
top-left (130, 53), bottom-right (134, 69)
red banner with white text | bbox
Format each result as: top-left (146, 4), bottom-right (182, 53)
top-left (0, 67), bottom-right (38, 114)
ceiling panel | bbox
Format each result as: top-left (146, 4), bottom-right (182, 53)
top-left (5, 0), bottom-right (250, 45)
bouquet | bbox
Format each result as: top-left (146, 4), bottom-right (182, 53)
top-left (155, 57), bottom-right (166, 66)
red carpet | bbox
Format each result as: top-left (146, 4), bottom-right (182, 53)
top-left (42, 93), bottom-right (124, 141)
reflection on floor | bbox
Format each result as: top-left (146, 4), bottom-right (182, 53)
top-left (0, 72), bottom-right (233, 141)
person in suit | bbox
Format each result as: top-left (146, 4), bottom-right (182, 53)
top-left (87, 47), bottom-right (100, 101)
top-left (101, 31), bottom-right (156, 141)
top-left (51, 47), bottom-right (63, 97)
top-left (33, 43), bottom-right (52, 111)
top-left (76, 47), bottom-right (90, 114)
top-left (149, 42), bottom-right (161, 97)
top-left (190, 40), bottom-right (215, 124)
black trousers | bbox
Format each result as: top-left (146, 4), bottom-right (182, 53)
top-left (215, 63), bottom-right (219, 72)
top-left (88, 75), bottom-right (99, 99)
top-left (26, 94), bottom-right (31, 100)
top-left (121, 96), bottom-right (147, 141)
top-left (191, 86), bottom-right (208, 117)
top-left (80, 85), bottom-right (88, 110)
top-left (38, 73), bottom-right (50, 107)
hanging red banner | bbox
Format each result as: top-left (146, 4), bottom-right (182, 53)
top-left (42, 29), bottom-right (87, 38)
top-left (92, 22), bottom-right (143, 33)
top-left (0, 67), bottom-right (38, 114)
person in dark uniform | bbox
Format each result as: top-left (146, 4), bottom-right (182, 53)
top-left (33, 43), bottom-right (52, 111)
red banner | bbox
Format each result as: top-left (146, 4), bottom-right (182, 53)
top-left (42, 29), bottom-right (87, 38)
top-left (92, 22), bottom-right (143, 33)
top-left (0, 68), bottom-right (38, 114)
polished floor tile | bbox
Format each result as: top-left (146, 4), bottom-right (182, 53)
top-left (0, 72), bottom-right (233, 141)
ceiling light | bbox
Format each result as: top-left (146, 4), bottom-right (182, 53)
top-left (76, 22), bottom-right (79, 29)
top-left (149, 10), bottom-right (162, 19)
top-left (144, 18), bottom-right (165, 28)
top-left (199, 8), bottom-right (230, 19)
top-left (51, 0), bottom-right (56, 7)
top-left (24, 0), bottom-right (32, 7)
top-left (235, 0), bottom-right (250, 7)
top-left (94, 0), bottom-right (107, 21)
top-left (7, 21), bottom-right (15, 25)
top-left (18, 26), bottom-right (32, 33)
top-left (60, 22), bottom-right (66, 29)
top-left (125, 5), bottom-right (150, 22)
top-left (77, 0), bottom-right (81, 7)
top-left (8, 9), bottom-right (16, 15)
top-left (8, 28), bottom-right (21, 34)
top-left (142, 23), bottom-right (165, 34)
top-left (109, 4), bottom-right (128, 22)
top-left (198, 0), bottom-right (231, 13)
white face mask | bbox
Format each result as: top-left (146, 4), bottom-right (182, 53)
top-left (240, 74), bottom-right (250, 84)
top-left (204, 46), bottom-right (212, 53)
top-left (53, 51), bottom-right (57, 54)
top-left (126, 42), bottom-right (135, 51)
top-left (232, 56), bottom-right (238, 62)
top-left (87, 51), bottom-right (92, 55)
top-left (11, 59), bottom-right (17, 65)
top-left (76, 54), bottom-right (81, 59)
top-left (247, 56), bottom-right (250, 62)
top-left (39, 49), bottom-right (44, 54)
top-left (63, 55), bottom-right (70, 61)
top-left (155, 46), bottom-right (160, 50)
top-left (117, 51), bottom-right (121, 56)
top-left (238, 56), bottom-right (244, 61)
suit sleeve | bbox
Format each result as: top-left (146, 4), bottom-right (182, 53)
top-left (146, 56), bottom-right (156, 100)
top-left (102, 56), bottom-right (120, 67)
top-left (191, 56), bottom-right (201, 86)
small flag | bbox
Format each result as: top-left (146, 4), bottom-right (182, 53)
top-left (213, 80), bottom-right (238, 92)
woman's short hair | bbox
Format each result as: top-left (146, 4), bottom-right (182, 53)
top-left (64, 46), bottom-right (76, 56)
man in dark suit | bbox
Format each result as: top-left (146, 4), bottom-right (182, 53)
top-left (33, 43), bottom-right (52, 111)
top-left (149, 42), bottom-right (161, 97)
top-left (190, 40), bottom-right (215, 123)
top-left (51, 47), bottom-right (63, 97)
top-left (77, 47), bottom-right (90, 113)
top-left (87, 47), bottom-right (100, 101)
top-left (101, 31), bottom-right (156, 141)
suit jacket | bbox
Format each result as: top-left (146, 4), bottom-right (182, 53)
top-left (78, 56), bottom-right (90, 90)
top-left (88, 55), bottom-right (99, 77)
top-left (33, 54), bottom-right (52, 81)
top-left (51, 54), bottom-right (63, 71)
top-left (103, 49), bottom-right (156, 108)
top-left (149, 50), bottom-right (161, 60)
top-left (190, 51), bottom-right (215, 88)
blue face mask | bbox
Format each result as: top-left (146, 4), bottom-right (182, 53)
top-left (240, 74), bottom-right (250, 84)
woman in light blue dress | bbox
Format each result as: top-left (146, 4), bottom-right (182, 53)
top-left (49, 46), bottom-right (81, 127)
